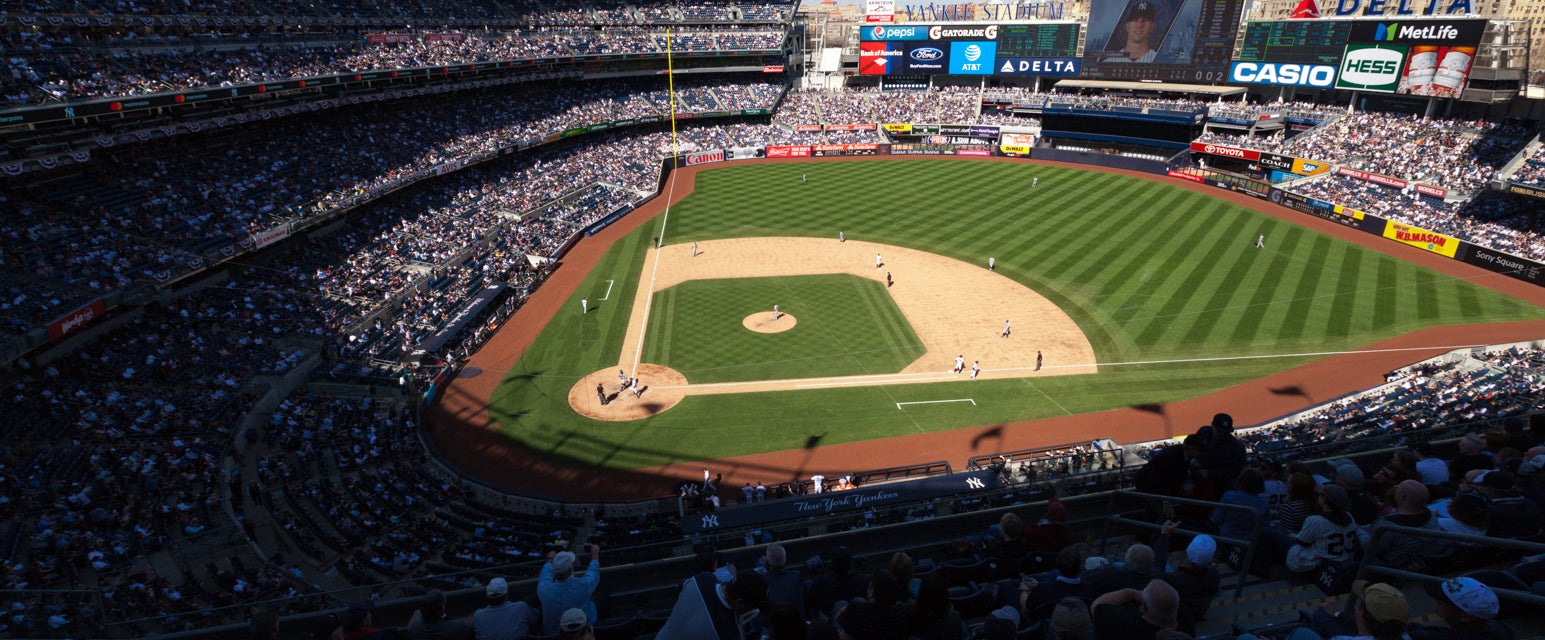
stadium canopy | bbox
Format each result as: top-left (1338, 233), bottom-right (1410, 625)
top-left (1051, 80), bottom-right (1248, 100)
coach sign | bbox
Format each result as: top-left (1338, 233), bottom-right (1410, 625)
top-left (681, 470), bottom-right (1004, 533)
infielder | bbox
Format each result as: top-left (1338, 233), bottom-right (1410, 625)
top-left (771, 303), bottom-right (781, 320)
top-left (875, 253), bottom-right (883, 269)
top-left (1036, 350), bottom-right (1043, 371)
top-left (691, 241), bottom-right (698, 257)
top-left (619, 369), bottom-right (627, 391)
top-left (839, 230), bottom-right (845, 243)
top-left (971, 361), bottom-right (980, 380)
top-left (1001, 320), bottom-right (1011, 338)
top-left (953, 355), bottom-right (965, 373)
top-left (1256, 234), bottom-right (1265, 249)
top-left (988, 256), bottom-right (996, 271)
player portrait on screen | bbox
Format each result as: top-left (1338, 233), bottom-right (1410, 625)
top-left (1090, 0), bottom-right (1196, 65)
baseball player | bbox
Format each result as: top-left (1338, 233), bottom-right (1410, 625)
top-left (988, 256), bottom-right (995, 271)
top-left (953, 355), bottom-right (965, 373)
top-left (619, 369), bottom-right (627, 392)
top-left (839, 230), bottom-right (845, 243)
top-left (1256, 234), bottom-right (1265, 249)
top-left (875, 253), bottom-right (883, 269)
top-left (1033, 177), bottom-right (1039, 188)
top-left (812, 474), bottom-right (825, 494)
top-left (771, 303), bottom-right (781, 320)
top-left (1001, 320), bottom-right (1011, 338)
top-left (692, 241), bottom-right (698, 257)
top-left (1036, 350), bottom-right (1043, 371)
top-left (886, 272), bottom-right (892, 288)
top-left (582, 298), bottom-right (588, 314)
top-left (971, 360), bottom-right (980, 380)
top-left (632, 377), bottom-right (643, 398)
top-left (596, 383), bottom-right (607, 406)
top-left (802, 173), bottom-right (807, 183)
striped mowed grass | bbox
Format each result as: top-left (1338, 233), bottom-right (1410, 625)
top-left (643, 274), bottom-right (924, 384)
top-left (486, 160), bottom-right (1544, 469)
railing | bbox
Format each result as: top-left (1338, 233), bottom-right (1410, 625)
top-left (1359, 524), bottom-right (1545, 607)
top-left (1099, 490), bottom-right (1265, 597)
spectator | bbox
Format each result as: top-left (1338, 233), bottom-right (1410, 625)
top-left (1296, 580), bottom-right (1410, 640)
top-left (909, 574), bottom-right (965, 640)
top-left (1411, 577), bottom-right (1513, 640)
top-left (762, 544), bottom-right (806, 619)
top-left (1090, 578), bottom-right (1186, 639)
top-left (833, 571), bottom-right (911, 640)
top-left (1330, 463), bottom-right (1381, 527)
top-left (1414, 443), bottom-right (1451, 486)
top-left (1453, 435), bottom-right (1495, 479)
top-left (1158, 525), bottom-right (1220, 623)
top-left (1436, 492), bottom-right (1492, 543)
top-left (764, 603), bottom-right (808, 640)
top-left (1274, 472), bottom-right (1321, 535)
top-left (539, 544), bottom-right (602, 635)
top-left (405, 590), bottom-right (472, 640)
top-left (1050, 597), bottom-right (1093, 640)
top-left (1134, 433), bottom-right (1209, 498)
top-left (1019, 545), bottom-right (1091, 615)
top-left (1211, 467), bottom-right (1268, 541)
top-left (1368, 480), bottom-right (1451, 570)
top-left (987, 512), bottom-right (1032, 562)
top-left (1196, 414), bottom-right (1248, 497)
top-left (1025, 499), bottom-right (1073, 552)
top-left (808, 547), bottom-right (867, 623)
top-left (658, 569), bottom-right (769, 639)
top-left (1476, 471), bottom-right (1544, 540)
top-left (473, 578), bottom-right (534, 640)
top-left (558, 609), bottom-right (594, 640)
top-left (1285, 485), bottom-right (1359, 574)
top-left (1083, 544), bottom-right (1157, 595)
top-left (343, 604), bottom-right (399, 639)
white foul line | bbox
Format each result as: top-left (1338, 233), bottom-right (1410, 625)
top-left (599, 279), bottom-right (615, 301)
top-left (896, 398), bottom-right (977, 410)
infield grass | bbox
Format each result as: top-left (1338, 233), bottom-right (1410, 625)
top-left (487, 160), bottom-right (1545, 469)
top-left (643, 275), bottom-right (924, 383)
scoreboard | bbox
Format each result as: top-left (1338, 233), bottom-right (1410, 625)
top-left (996, 23), bottom-right (1080, 58)
top-left (1237, 21), bottom-right (1355, 67)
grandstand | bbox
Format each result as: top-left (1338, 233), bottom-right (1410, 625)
top-left (3, 0), bottom-right (1545, 638)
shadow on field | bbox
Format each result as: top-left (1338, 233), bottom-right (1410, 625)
top-left (1131, 403), bottom-right (1174, 439)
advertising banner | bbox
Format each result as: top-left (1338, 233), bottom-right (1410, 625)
top-left (684, 150), bottom-right (725, 166)
top-left (1190, 141), bottom-right (1261, 161)
top-left (365, 33), bottom-right (413, 44)
top-left (865, 0), bottom-right (895, 21)
top-left (1346, 20), bottom-right (1488, 45)
top-left (795, 125), bottom-right (823, 132)
top-left (1274, 191), bottom-right (1363, 228)
top-left (681, 470), bottom-right (1003, 533)
top-left (1507, 183), bottom-right (1545, 201)
top-left (766, 145), bottom-right (812, 157)
top-left (813, 143), bottom-right (880, 156)
top-left (1383, 220), bottom-right (1460, 258)
top-left (956, 148), bottom-right (991, 156)
top-left (1336, 166), bottom-right (1407, 189)
top-left (1168, 169), bottom-right (1206, 183)
top-left (47, 298), bottom-right (107, 342)
top-left (860, 41), bottom-right (904, 75)
top-left (1461, 245), bottom-right (1545, 286)
top-left (251, 224), bottom-right (291, 249)
top-left (1413, 183), bottom-right (1447, 198)
top-left (1258, 151), bottom-right (1295, 171)
top-left (826, 124), bottom-right (878, 131)
top-left (948, 41), bottom-right (997, 74)
top-left (1229, 61), bottom-right (1338, 87)
top-left (889, 144), bottom-right (957, 155)
top-left (883, 123), bottom-right (914, 133)
top-left (1336, 43), bottom-right (1406, 92)
top-left (861, 24), bottom-right (930, 41)
top-left (424, 33), bottom-right (465, 42)
top-left (999, 132), bottom-right (1035, 156)
top-left (1291, 157), bottom-right (1330, 176)
top-left (762, 65), bottom-right (785, 73)
top-left (994, 57), bottom-right (1082, 75)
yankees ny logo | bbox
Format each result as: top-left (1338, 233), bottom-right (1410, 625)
top-left (700, 514), bottom-right (719, 529)
top-left (63, 107), bottom-right (74, 119)
top-left (965, 477), bottom-right (985, 489)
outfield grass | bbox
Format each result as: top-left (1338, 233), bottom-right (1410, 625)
top-left (642, 274), bottom-right (924, 383)
top-left (486, 160), bottom-right (1545, 469)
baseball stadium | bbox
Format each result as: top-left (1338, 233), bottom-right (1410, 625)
top-left (7, 0), bottom-right (1545, 637)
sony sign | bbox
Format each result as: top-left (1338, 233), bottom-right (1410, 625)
top-left (1229, 62), bottom-right (1337, 87)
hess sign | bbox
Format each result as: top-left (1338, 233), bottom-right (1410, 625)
top-left (1230, 62), bottom-right (1337, 87)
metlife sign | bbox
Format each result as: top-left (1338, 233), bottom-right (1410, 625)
top-left (1336, 44), bottom-right (1405, 92)
top-left (948, 41), bottom-right (997, 74)
top-left (1229, 62), bottom-right (1337, 87)
top-left (1347, 19), bottom-right (1487, 44)
top-left (996, 57), bottom-right (1082, 76)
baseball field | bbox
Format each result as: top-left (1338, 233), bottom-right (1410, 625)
top-left (434, 158), bottom-right (1545, 499)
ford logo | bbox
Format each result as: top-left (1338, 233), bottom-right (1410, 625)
top-left (911, 47), bottom-right (943, 61)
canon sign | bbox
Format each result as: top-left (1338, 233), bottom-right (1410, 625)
top-left (1229, 62), bottom-right (1336, 87)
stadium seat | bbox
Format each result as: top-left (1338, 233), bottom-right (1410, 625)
top-left (592, 613), bottom-right (638, 640)
top-left (942, 557), bottom-right (988, 585)
top-left (948, 584), bottom-right (991, 619)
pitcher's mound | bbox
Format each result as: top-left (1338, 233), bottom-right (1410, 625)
top-left (569, 363), bottom-right (689, 421)
top-left (744, 313), bottom-right (797, 334)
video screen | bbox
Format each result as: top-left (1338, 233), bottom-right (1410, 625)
top-left (1082, 0), bottom-right (1247, 82)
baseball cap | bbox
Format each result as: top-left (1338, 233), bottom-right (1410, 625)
top-left (989, 605), bottom-right (1021, 627)
top-left (1186, 534), bottom-right (1217, 566)
top-left (552, 551), bottom-right (577, 574)
top-left (486, 577), bottom-right (508, 597)
top-left (1129, 0), bottom-right (1157, 19)
top-left (1051, 597), bottom-right (1092, 637)
top-left (559, 608), bottom-right (589, 632)
top-left (1212, 413), bottom-right (1234, 434)
top-left (1318, 484), bottom-right (1351, 510)
top-left (1361, 583), bottom-right (1410, 623)
top-left (1425, 577), bottom-right (1500, 620)
top-left (1334, 464), bottom-right (1364, 487)
top-left (1479, 470), bottom-right (1516, 491)
top-left (1044, 498), bottom-right (1068, 523)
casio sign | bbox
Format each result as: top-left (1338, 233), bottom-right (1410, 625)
top-left (1230, 62), bottom-right (1336, 87)
top-left (911, 47), bottom-right (944, 61)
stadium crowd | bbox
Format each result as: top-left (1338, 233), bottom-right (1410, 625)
top-left (1288, 175), bottom-right (1545, 260)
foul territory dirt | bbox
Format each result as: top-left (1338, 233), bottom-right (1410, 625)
top-left (429, 156), bottom-right (1545, 501)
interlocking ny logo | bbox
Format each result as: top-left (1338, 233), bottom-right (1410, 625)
top-left (966, 477), bottom-right (985, 489)
top-left (701, 514), bottom-right (720, 529)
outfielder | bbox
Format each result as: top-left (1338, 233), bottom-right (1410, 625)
top-left (802, 173), bottom-right (807, 183)
top-left (1033, 177), bottom-right (1039, 188)
top-left (582, 298), bottom-right (588, 314)
top-left (1256, 234), bottom-right (1265, 249)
